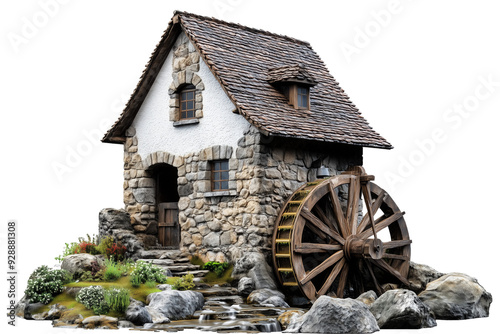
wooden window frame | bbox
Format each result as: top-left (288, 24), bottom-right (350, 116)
top-left (286, 84), bottom-right (309, 109)
top-left (211, 160), bottom-right (230, 192)
top-left (179, 85), bottom-right (196, 120)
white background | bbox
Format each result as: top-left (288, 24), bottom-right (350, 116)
top-left (1, 1), bottom-right (498, 333)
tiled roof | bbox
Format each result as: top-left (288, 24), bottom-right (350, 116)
top-left (267, 64), bottom-right (317, 86)
top-left (103, 11), bottom-right (392, 149)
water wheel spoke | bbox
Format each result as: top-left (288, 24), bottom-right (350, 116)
top-left (317, 258), bottom-right (345, 296)
top-left (358, 211), bottom-right (405, 239)
top-left (300, 250), bottom-right (344, 285)
top-left (357, 188), bottom-right (386, 234)
top-left (365, 259), bottom-right (383, 296)
top-left (328, 181), bottom-right (348, 237)
top-left (301, 208), bottom-right (345, 245)
top-left (346, 177), bottom-right (361, 235)
top-left (336, 262), bottom-right (350, 298)
top-left (294, 243), bottom-right (342, 253)
top-left (383, 240), bottom-right (412, 249)
top-left (313, 205), bottom-right (340, 234)
top-left (369, 259), bottom-right (410, 286)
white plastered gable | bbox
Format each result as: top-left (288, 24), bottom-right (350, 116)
top-left (131, 31), bottom-right (250, 159)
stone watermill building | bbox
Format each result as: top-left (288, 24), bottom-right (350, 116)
top-left (102, 11), bottom-right (391, 264)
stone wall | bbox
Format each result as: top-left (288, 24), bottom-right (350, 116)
top-left (122, 124), bottom-right (362, 263)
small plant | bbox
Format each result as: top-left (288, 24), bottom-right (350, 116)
top-left (145, 281), bottom-right (157, 289)
top-left (55, 242), bottom-right (79, 262)
top-left (76, 286), bottom-right (108, 314)
top-left (25, 266), bottom-right (72, 304)
top-left (104, 288), bottom-right (130, 313)
top-left (203, 261), bottom-right (229, 277)
top-left (130, 274), bottom-right (141, 288)
top-left (173, 273), bottom-right (195, 290)
top-left (96, 235), bottom-right (115, 255)
top-left (76, 234), bottom-right (99, 255)
top-left (130, 261), bottom-right (167, 284)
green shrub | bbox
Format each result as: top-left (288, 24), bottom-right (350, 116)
top-left (97, 236), bottom-right (127, 261)
top-left (203, 261), bottom-right (229, 277)
top-left (130, 261), bottom-right (167, 284)
top-left (25, 266), bottom-right (72, 304)
top-left (173, 273), bottom-right (195, 290)
top-left (96, 236), bottom-right (115, 255)
top-left (76, 286), bottom-right (107, 314)
top-left (104, 288), bottom-right (130, 313)
top-left (80, 269), bottom-right (105, 282)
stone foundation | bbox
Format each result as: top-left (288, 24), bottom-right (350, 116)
top-left (122, 125), bottom-right (362, 262)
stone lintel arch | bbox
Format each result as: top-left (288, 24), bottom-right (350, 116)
top-left (143, 151), bottom-right (185, 170)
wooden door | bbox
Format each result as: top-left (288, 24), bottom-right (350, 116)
top-left (158, 202), bottom-right (179, 247)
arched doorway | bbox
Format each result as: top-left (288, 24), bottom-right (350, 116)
top-left (151, 163), bottom-right (179, 248)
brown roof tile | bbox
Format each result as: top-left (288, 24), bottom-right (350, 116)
top-left (103, 11), bottom-right (392, 149)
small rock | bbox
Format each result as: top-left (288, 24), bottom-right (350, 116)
top-left (45, 303), bottom-right (67, 320)
top-left (82, 315), bottom-right (118, 329)
top-left (261, 296), bottom-right (290, 308)
top-left (370, 289), bottom-right (436, 329)
top-left (419, 272), bottom-right (492, 319)
top-left (247, 288), bottom-right (285, 304)
top-left (118, 320), bottom-right (135, 328)
top-left (278, 309), bottom-right (307, 330)
top-left (408, 261), bottom-right (444, 293)
top-left (357, 290), bottom-right (378, 306)
top-left (238, 277), bottom-right (254, 296)
top-left (285, 296), bottom-right (379, 334)
top-left (232, 252), bottom-right (278, 290)
top-left (157, 284), bottom-right (173, 291)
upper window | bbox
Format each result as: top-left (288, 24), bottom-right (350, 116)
top-left (211, 160), bottom-right (229, 191)
top-left (179, 84), bottom-right (196, 120)
top-left (297, 86), bottom-right (309, 108)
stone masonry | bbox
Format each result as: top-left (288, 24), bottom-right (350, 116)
top-left (122, 124), bottom-right (362, 263)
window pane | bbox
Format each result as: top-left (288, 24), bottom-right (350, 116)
top-left (221, 171), bottom-right (229, 181)
top-left (213, 172), bottom-right (220, 181)
top-left (220, 181), bottom-right (228, 190)
top-left (187, 101), bottom-right (194, 110)
top-left (187, 110), bottom-right (194, 118)
top-left (187, 91), bottom-right (194, 100)
top-left (213, 181), bottom-right (220, 190)
top-left (221, 161), bottom-right (229, 170)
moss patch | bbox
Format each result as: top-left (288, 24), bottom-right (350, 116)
top-left (203, 264), bottom-right (234, 285)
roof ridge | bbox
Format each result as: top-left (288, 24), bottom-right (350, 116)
top-left (174, 10), bottom-right (311, 47)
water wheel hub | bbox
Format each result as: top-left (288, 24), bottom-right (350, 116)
top-left (344, 235), bottom-right (384, 261)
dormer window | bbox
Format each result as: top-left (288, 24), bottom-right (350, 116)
top-left (267, 64), bottom-right (316, 111)
top-left (297, 86), bottom-right (309, 109)
top-left (179, 84), bottom-right (196, 120)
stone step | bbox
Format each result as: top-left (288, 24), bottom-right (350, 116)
top-left (195, 287), bottom-right (239, 297)
top-left (205, 295), bottom-right (244, 305)
top-left (166, 264), bottom-right (201, 272)
top-left (137, 259), bottom-right (175, 266)
top-left (176, 270), bottom-right (210, 277)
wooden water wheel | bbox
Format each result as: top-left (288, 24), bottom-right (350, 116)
top-left (272, 166), bottom-right (411, 302)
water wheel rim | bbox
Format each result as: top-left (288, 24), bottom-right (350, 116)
top-left (272, 174), bottom-right (411, 302)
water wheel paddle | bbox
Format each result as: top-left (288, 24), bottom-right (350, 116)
top-left (272, 166), bottom-right (411, 301)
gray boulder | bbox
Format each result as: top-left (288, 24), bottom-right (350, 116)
top-left (232, 252), bottom-right (278, 290)
top-left (278, 310), bottom-right (307, 330)
top-left (61, 253), bottom-right (100, 277)
top-left (408, 262), bottom-right (444, 293)
top-left (370, 289), bottom-right (436, 329)
top-left (247, 288), bottom-right (285, 304)
top-left (237, 277), bottom-right (254, 296)
top-left (285, 296), bottom-right (379, 334)
top-left (98, 208), bottom-right (132, 233)
top-left (145, 306), bottom-right (171, 324)
top-left (125, 300), bottom-right (152, 326)
top-left (146, 290), bottom-right (204, 320)
top-left (419, 273), bottom-right (492, 319)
